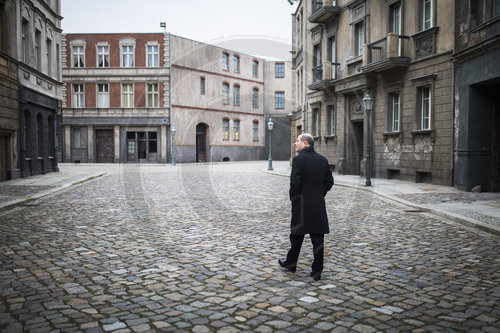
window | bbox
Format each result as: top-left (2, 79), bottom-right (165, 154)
top-left (122, 45), bottom-right (134, 67)
top-left (148, 132), bottom-right (157, 154)
top-left (73, 128), bottom-right (82, 148)
top-left (22, 20), bottom-right (29, 63)
top-left (222, 52), bottom-right (229, 71)
top-left (388, 92), bottom-right (400, 132)
top-left (46, 38), bottom-right (52, 76)
top-left (233, 85), bottom-right (240, 106)
top-left (275, 63), bottom-right (285, 78)
top-left (147, 83), bottom-right (159, 108)
top-left (233, 55), bottom-right (240, 72)
top-left (417, 86), bottom-right (431, 130)
top-left (35, 30), bottom-right (41, 70)
top-left (420, 0), bottom-right (432, 30)
top-left (147, 45), bottom-right (159, 67)
top-left (97, 45), bottom-right (109, 67)
top-left (389, 1), bottom-right (401, 34)
top-left (275, 92), bottom-right (285, 109)
top-left (222, 83), bottom-right (229, 104)
top-left (97, 84), bottom-right (109, 108)
top-left (253, 121), bottom-right (259, 141)
top-left (233, 120), bottom-right (240, 140)
top-left (252, 88), bottom-right (259, 108)
top-left (72, 84), bottom-right (84, 108)
top-left (73, 46), bottom-right (85, 68)
top-left (354, 21), bottom-right (365, 57)
top-left (252, 60), bottom-right (259, 76)
top-left (312, 108), bottom-right (320, 137)
top-left (200, 77), bottom-right (205, 95)
top-left (327, 105), bottom-right (335, 136)
top-left (122, 83), bottom-right (134, 108)
top-left (471, 0), bottom-right (500, 26)
top-left (222, 118), bottom-right (229, 140)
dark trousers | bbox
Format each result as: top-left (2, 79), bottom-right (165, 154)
top-left (285, 233), bottom-right (324, 273)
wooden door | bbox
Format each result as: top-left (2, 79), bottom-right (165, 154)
top-left (96, 130), bottom-right (114, 163)
top-left (492, 87), bottom-right (500, 192)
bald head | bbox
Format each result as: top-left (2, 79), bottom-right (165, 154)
top-left (295, 133), bottom-right (314, 153)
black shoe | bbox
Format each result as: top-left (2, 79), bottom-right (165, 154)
top-left (278, 259), bottom-right (296, 273)
top-left (310, 271), bottom-right (321, 281)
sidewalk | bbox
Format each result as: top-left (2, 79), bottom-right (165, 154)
top-left (0, 165), bottom-right (106, 212)
top-left (1, 162), bottom-right (499, 236)
top-left (267, 161), bottom-right (500, 236)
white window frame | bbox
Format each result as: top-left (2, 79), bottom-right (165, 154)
top-left (122, 83), bottom-right (134, 108)
top-left (388, 92), bottom-right (400, 132)
top-left (97, 44), bottom-right (109, 68)
top-left (72, 84), bottom-right (84, 108)
top-left (147, 43), bottom-right (159, 67)
top-left (327, 105), bottom-right (336, 136)
top-left (73, 45), bottom-right (85, 68)
top-left (312, 108), bottom-right (320, 137)
top-left (422, 0), bottom-right (433, 30)
top-left (355, 21), bottom-right (365, 57)
top-left (121, 45), bottom-right (134, 67)
top-left (147, 83), bottom-right (159, 108)
top-left (420, 86), bottom-right (431, 130)
top-left (97, 83), bottom-right (109, 108)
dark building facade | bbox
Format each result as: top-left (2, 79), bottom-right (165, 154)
top-left (454, 0), bottom-right (500, 191)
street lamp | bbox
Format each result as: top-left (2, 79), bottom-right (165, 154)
top-left (267, 118), bottom-right (274, 171)
top-left (362, 90), bottom-right (374, 187)
top-left (160, 22), bottom-right (166, 33)
top-left (171, 126), bottom-right (176, 165)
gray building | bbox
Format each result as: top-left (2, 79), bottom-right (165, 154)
top-left (0, 0), bottom-right (62, 181)
top-left (453, 0), bottom-right (500, 191)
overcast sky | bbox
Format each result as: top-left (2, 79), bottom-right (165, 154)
top-left (61, 0), bottom-right (298, 59)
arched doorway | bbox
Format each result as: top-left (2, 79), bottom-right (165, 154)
top-left (196, 123), bottom-right (208, 162)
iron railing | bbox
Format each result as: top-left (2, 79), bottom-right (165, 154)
top-left (366, 35), bottom-right (410, 64)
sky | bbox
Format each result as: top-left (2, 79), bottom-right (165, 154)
top-left (61, 0), bottom-right (299, 60)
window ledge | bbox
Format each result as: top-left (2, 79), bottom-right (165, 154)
top-left (346, 55), bottom-right (363, 65)
top-left (410, 129), bottom-right (435, 142)
top-left (324, 135), bottom-right (336, 143)
top-left (382, 131), bottom-right (403, 143)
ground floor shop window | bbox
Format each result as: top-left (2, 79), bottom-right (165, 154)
top-left (127, 131), bottom-right (157, 162)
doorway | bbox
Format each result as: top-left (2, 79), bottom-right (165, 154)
top-left (492, 86), bottom-right (500, 191)
top-left (0, 134), bottom-right (11, 181)
top-left (96, 129), bottom-right (114, 163)
top-left (351, 121), bottom-right (364, 175)
top-left (196, 123), bottom-right (208, 162)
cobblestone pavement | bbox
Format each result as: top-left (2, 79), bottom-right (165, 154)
top-left (0, 163), bottom-right (499, 332)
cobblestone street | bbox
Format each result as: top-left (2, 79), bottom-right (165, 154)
top-left (0, 163), bottom-right (499, 332)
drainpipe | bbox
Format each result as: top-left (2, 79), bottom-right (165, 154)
top-left (304, 0), bottom-right (308, 133)
top-left (451, 3), bottom-right (456, 187)
top-left (168, 32), bottom-right (173, 163)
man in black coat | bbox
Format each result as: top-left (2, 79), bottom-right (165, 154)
top-left (279, 133), bottom-right (334, 280)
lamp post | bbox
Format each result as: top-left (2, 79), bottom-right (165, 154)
top-left (171, 126), bottom-right (176, 166)
top-left (362, 90), bottom-right (374, 187)
top-left (267, 118), bottom-right (274, 171)
top-left (160, 22), bottom-right (166, 33)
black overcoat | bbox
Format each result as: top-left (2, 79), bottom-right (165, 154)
top-left (289, 146), bottom-right (334, 235)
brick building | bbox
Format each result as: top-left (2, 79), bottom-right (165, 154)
top-left (61, 33), bottom-right (171, 163)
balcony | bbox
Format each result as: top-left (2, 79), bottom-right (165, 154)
top-left (308, 0), bottom-right (341, 24)
top-left (362, 33), bottom-right (411, 74)
top-left (308, 62), bottom-right (340, 90)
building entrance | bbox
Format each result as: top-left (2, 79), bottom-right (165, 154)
top-left (127, 131), bottom-right (158, 162)
top-left (0, 133), bottom-right (11, 181)
top-left (96, 130), bottom-right (114, 163)
top-left (492, 86), bottom-right (500, 191)
top-left (347, 121), bottom-right (364, 175)
top-left (196, 123), bottom-right (208, 162)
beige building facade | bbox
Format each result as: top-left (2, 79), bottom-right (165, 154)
top-left (291, 0), bottom-right (454, 185)
top-left (170, 35), bottom-right (293, 163)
